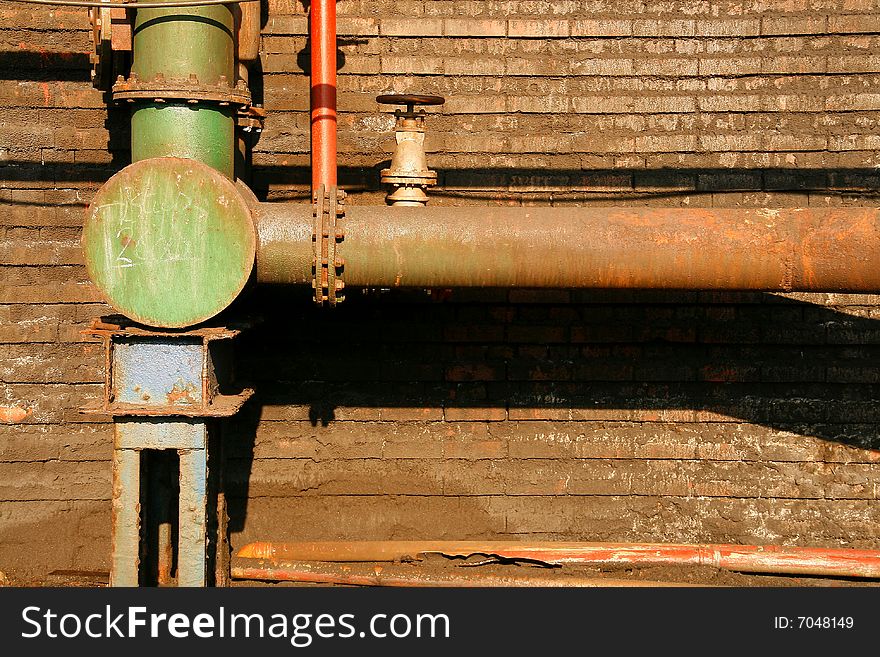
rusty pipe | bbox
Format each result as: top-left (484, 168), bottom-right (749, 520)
top-left (237, 541), bottom-right (880, 579)
top-left (310, 0), bottom-right (337, 192)
top-left (230, 557), bottom-right (705, 587)
top-left (253, 204), bottom-right (880, 292)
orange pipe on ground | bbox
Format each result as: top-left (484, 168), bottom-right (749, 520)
top-left (237, 541), bottom-right (880, 579)
top-left (230, 558), bottom-right (705, 587)
top-left (310, 0), bottom-right (337, 192)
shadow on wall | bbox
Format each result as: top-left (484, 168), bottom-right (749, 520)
top-left (2, 159), bottom-right (880, 204)
top-left (249, 165), bottom-right (880, 203)
top-left (220, 289), bottom-right (880, 538)
top-left (0, 51), bottom-right (91, 82)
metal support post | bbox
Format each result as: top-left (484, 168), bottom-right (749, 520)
top-left (178, 446), bottom-right (208, 587)
top-left (109, 448), bottom-right (140, 587)
top-left (82, 317), bottom-right (252, 587)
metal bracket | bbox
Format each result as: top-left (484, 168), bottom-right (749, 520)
top-left (89, 6), bottom-right (132, 91)
top-left (237, 104), bottom-right (267, 133)
top-left (312, 184), bottom-right (346, 306)
top-left (79, 316), bottom-right (254, 417)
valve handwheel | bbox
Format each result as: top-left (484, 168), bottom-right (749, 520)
top-left (376, 94), bottom-right (446, 113)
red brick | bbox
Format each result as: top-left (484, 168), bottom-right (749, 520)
top-left (443, 18), bottom-right (506, 37)
top-left (829, 14), bottom-right (880, 33)
top-left (444, 407), bottom-right (507, 422)
top-left (380, 18), bottom-right (443, 37)
top-left (378, 407), bottom-right (444, 421)
top-left (508, 408), bottom-right (572, 421)
top-left (570, 19), bottom-right (632, 37)
top-left (762, 16), bottom-right (827, 35)
top-left (633, 19), bottom-right (696, 37)
top-left (337, 17), bottom-right (379, 36)
top-left (507, 19), bottom-right (569, 38)
top-left (446, 363), bottom-right (506, 382)
top-left (696, 19), bottom-right (761, 37)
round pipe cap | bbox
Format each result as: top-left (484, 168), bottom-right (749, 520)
top-left (82, 157), bottom-right (256, 328)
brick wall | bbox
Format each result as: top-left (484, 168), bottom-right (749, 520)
top-left (2, 0), bottom-right (880, 581)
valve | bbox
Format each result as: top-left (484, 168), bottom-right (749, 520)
top-left (377, 94), bottom-right (445, 206)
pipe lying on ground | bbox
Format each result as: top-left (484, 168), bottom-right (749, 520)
top-left (237, 541), bottom-right (880, 579)
top-left (230, 557), bottom-right (706, 587)
top-left (254, 204), bottom-right (880, 292)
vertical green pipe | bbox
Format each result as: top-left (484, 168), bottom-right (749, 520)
top-left (130, 1), bottom-right (236, 177)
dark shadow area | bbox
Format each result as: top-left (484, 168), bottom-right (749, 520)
top-left (250, 166), bottom-right (880, 201)
top-left (295, 40), bottom-right (362, 75)
top-left (0, 51), bottom-right (92, 82)
top-left (291, 0), bottom-right (360, 76)
top-left (136, 15), bottom-right (233, 36)
top-left (223, 288), bottom-right (880, 535)
top-left (139, 450), bottom-right (179, 587)
top-left (4, 158), bottom-right (879, 203)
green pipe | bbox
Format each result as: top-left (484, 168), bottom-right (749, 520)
top-left (131, 105), bottom-right (234, 175)
top-left (130, 0), bottom-right (236, 177)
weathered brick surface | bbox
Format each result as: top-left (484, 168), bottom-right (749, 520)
top-left (2, 1), bottom-right (880, 580)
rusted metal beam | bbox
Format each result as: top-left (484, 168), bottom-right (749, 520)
top-left (237, 540), bottom-right (880, 579)
top-left (254, 204), bottom-right (880, 292)
top-left (80, 317), bottom-right (254, 415)
top-left (230, 558), bottom-right (705, 587)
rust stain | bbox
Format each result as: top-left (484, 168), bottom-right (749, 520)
top-left (133, 385), bottom-right (151, 402)
top-left (257, 205), bottom-right (880, 292)
top-left (0, 405), bottom-right (32, 423)
top-left (166, 382), bottom-right (199, 406)
top-left (39, 82), bottom-right (50, 106)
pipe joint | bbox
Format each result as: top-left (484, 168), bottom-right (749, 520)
top-left (113, 72), bottom-right (252, 106)
top-left (312, 185), bottom-right (346, 306)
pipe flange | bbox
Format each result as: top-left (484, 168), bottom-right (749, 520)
top-left (112, 73), bottom-right (252, 106)
top-left (312, 184), bottom-right (345, 306)
top-left (380, 171), bottom-right (438, 186)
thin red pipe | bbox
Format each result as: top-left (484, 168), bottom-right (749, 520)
top-left (230, 558), bottom-right (702, 587)
top-left (310, 0), bottom-right (337, 192)
top-left (238, 541), bottom-right (880, 579)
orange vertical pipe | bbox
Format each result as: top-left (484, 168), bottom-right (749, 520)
top-left (310, 0), bottom-right (337, 192)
